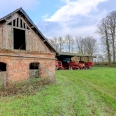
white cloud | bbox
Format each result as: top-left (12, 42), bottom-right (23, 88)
top-left (45, 0), bottom-right (106, 22)
top-left (70, 26), bottom-right (99, 38)
top-left (39, 0), bottom-right (108, 40)
top-left (42, 14), bottom-right (49, 20)
top-left (40, 10), bottom-right (107, 39)
top-left (44, 23), bottom-right (100, 39)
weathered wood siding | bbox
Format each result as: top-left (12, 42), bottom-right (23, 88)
top-left (0, 13), bottom-right (51, 53)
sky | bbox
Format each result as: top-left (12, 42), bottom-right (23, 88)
top-left (0, 0), bottom-right (116, 40)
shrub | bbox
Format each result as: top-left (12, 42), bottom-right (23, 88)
top-left (0, 77), bottom-right (51, 97)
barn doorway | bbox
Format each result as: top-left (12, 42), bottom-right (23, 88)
top-left (0, 62), bottom-right (6, 71)
top-left (0, 62), bottom-right (7, 88)
top-left (29, 62), bottom-right (40, 78)
top-left (13, 28), bottom-right (26, 50)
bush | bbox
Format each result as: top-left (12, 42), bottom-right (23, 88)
top-left (94, 62), bottom-right (116, 67)
top-left (0, 77), bottom-right (51, 97)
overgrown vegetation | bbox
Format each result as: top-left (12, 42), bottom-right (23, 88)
top-left (94, 62), bottom-right (116, 67)
top-left (0, 67), bottom-right (116, 116)
top-left (0, 77), bottom-right (51, 97)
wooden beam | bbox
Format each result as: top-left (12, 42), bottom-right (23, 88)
top-left (6, 14), bottom-right (19, 24)
top-left (6, 25), bottom-right (8, 49)
top-left (18, 17), bottom-right (20, 28)
top-left (2, 26), bottom-right (4, 48)
top-left (25, 24), bottom-right (27, 29)
top-left (20, 17), bottom-right (31, 30)
top-left (22, 21), bottom-right (24, 28)
top-left (15, 18), bottom-right (17, 27)
top-left (11, 20), bottom-right (13, 26)
top-left (11, 26), bottom-right (28, 31)
top-left (43, 40), bottom-right (46, 43)
top-left (31, 26), bottom-right (34, 28)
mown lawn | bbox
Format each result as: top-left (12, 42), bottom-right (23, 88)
top-left (0, 67), bottom-right (116, 116)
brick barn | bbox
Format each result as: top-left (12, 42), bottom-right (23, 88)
top-left (0, 8), bottom-right (56, 85)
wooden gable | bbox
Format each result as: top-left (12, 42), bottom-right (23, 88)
top-left (0, 8), bottom-right (56, 53)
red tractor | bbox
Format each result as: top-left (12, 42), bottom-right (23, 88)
top-left (55, 60), bottom-right (64, 70)
top-left (55, 60), bottom-right (94, 70)
top-left (69, 61), bottom-right (79, 69)
top-left (84, 62), bottom-right (94, 69)
top-left (69, 61), bottom-right (85, 69)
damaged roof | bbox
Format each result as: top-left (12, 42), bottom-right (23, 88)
top-left (0, 7), bottom-right (56, 53)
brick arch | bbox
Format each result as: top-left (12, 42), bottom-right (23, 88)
top-left (0, 62), bottom-right (7, 71)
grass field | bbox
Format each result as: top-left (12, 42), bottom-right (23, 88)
top-left (0, 67), bottom-right (116, 116)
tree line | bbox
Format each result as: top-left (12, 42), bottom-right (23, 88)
top-left (97, 11), bottom-right (116, 65)
top-left (48, 35), bottom-right (97, 56)
top-left (48, 10), bottom-right (116, 65)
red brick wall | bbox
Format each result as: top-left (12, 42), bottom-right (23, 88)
top-left (0, 50), bottom-right (56, 83)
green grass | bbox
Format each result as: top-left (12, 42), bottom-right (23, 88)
top-left (0, 67), bottom-right (116, 116)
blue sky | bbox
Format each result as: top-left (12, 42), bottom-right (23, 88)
top-left (0, 0), bottom-right (116, 39)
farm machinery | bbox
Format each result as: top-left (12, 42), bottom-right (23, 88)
top-left (55, 60), bottom-right (93, 70)
top-left (56, 52), bottom-right (94, 70)
top-left (55, 60), bottom-right (64, 70)
top-left (69, 61), bottom-right (94, 69)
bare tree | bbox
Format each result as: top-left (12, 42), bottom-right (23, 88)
top-left (75, 37), bottom-right (85, 54)
top-left (107, 11), bottom-right (116, 63)
top-left (97, 17), bottom-right (111, 65)
top-left (48, 37), bottom-right (65, 52)
top-left (48, 37), bottom-right (59, 51)
top-left (49, 35), bottom-right (96, 56)
top-left (58, 37), bottom-right (65, 52)
top-left (83, 36), bottom-right (97, 55)
top-left (97, 11), bottom-right (116, 64)
top-left (65, 34), bottom-right (74, 52)
top-left (75, 36), bottom-right (97, 55)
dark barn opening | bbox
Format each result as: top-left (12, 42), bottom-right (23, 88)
top-left (13, 28), bottom-right (26, 50)
top-left (29, 62), bottom-right (40, 78)
top-left (30, 62), bottom-right (39, 69)
top-left (0, 62), bottom-right (7, 88)
top-left (0, 62), bottom-right (6, 71)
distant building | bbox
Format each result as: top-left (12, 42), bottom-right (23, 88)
top-left (56, 52), bottom-right (95, 62)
